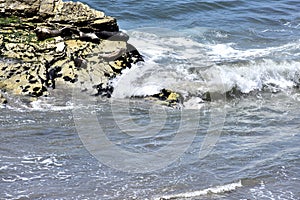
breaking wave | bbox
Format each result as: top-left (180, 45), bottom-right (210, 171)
top-left (111, 28), bottom-right (300, 101)
top-left (155, 180), bottom-right (243, 199)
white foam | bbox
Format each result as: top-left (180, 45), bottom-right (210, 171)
top-left (2, 177), bottom-right (16, 182)
top-left (183, 97), bottom-right (205, 109)
top-left (206, 59), bottom-right (300, 94)
top-left (29, 98), bottom-right (74, 111)
top-left (0, 165), bottom-right (8, 170)
top-left (249, 181), bottom-right (275, 200)
top-left (40, 158), bottom-right (55, 165)
top-left (248, 181), bottom-right (298, 200)
top-left (131, 85), bottom-right (163, 97)
top-left (111, 63), bottom-right (164, 98)
top-left (155, 180), bottom-right (242, 200)
top-left (206, 41), bottom-right (300, 62)
top-left (126, 29), bottom-right (300, 97)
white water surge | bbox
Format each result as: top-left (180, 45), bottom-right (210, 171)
top-left (111, 28), bottom-right (300, 102)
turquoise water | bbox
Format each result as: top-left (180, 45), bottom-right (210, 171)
top-left (1, 0), bottom-right (300, 199)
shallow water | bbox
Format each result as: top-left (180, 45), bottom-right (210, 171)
top-left (1, 0), bottom-right (300, 199)
top-left (1, 94), bottom-right (299, 199)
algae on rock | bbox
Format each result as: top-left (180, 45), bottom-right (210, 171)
top-left (0, 0), bottom-right (143, 103)
top-left (0, 0), bottom-right (184, 107)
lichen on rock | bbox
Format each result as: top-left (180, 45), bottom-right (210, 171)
top-left (0, 0), bottom-right (184, 107)
top-left (0, 0), bottom-right (143, 103)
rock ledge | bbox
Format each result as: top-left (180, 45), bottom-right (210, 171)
top-left (0, 0), bottom-right (142, 102)
top-left (0, 0), bottom-right (183, 107)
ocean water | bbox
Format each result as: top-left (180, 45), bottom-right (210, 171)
top-left (1, 0), bottom-right (300, 199)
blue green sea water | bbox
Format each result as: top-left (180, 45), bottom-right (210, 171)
top-left (1, 0), bottom-right (300, 199)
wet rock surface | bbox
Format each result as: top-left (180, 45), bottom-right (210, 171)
top-left (143, 89), bottom-right (184, 107)
top-left (0, 0), bottom-right (182, 106)
top-left (0, 0), bottom-right (142, 100)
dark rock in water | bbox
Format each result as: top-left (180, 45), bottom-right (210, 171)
top-left (133, 89), bottom-right (183, 108)
top-left (0, 93), bottom-right (7, 104)
top-left (94, 83), bottom-right (114, 98)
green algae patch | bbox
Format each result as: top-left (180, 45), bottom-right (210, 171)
top-left (0, 16), bottom-right (21, 26)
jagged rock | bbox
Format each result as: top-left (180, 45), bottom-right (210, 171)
top-left (0, 0), bottom-right (183, 107)
top-left (142, 89), bottom-right (183, 107)
top-left (0, 0), bottom-right (143, 103)
top-left (0, 93), bottom-right (7, 104)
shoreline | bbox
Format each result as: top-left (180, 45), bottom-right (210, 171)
top-left (0, 0), bottom-right (182, 107)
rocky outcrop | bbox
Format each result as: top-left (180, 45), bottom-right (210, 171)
top-left (0, 0), bottom-right (182, 106)
top-left (0, 0), bottom-right (142, 101)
